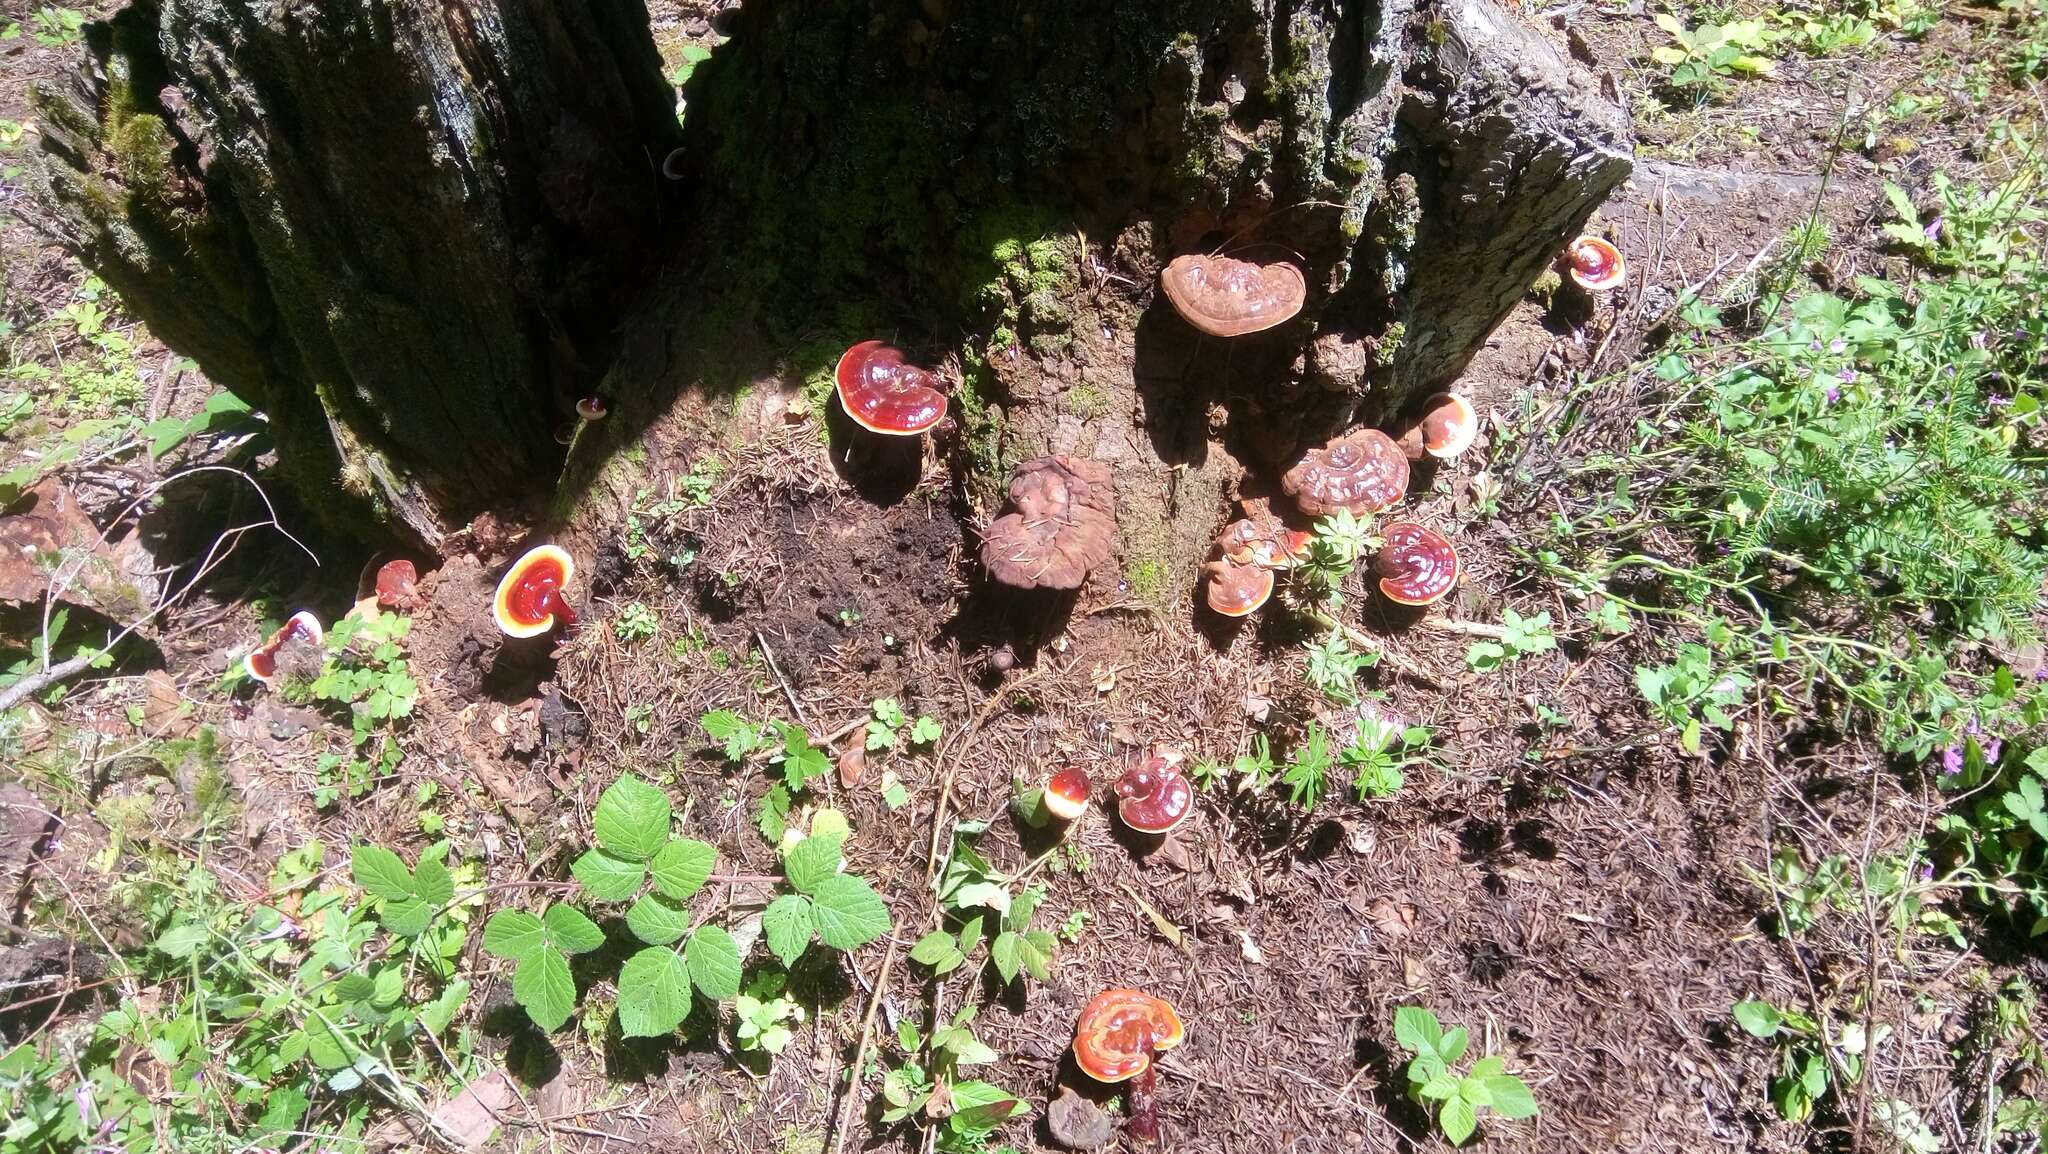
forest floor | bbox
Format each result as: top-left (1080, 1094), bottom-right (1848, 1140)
top-left (4, 2), bottom-right (2048, 1154)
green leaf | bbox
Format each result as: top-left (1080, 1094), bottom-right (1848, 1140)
top-left (481, 909), bottom-right (546, 963)
top-left (1419, 1072), bottom-right (1459, 1100)
top-left (1393, 1005), bottom-right (1442, 1054)
top-left (699, 709), bottom-right (762, 761)
top-left (945, 1081), bottom-right (1027, 1136)
top-left (543, 904), bottom-right (605, 955)
top-left (811, 874), bottom-right (890, 950)
top-left (1440, 1096), bottom-right (1477, 1145)
top-left (383, 898), bottom-right (434, 937)
top-left (774, 725), bottom-right (832, 790)
top-left (572, 848), bottom-right (647, 901)
top-left (1732, 999), bottom-right (1782, 1038)
top-left (758, 784), bottom-right (791, 843)
top-left (685, 925), bottom-right (743, 1000)
top-left (990, 930), bottom-right (1025, 984)
top-left (410, 854), bottom-right (454, 907)
top-left (512, 947), bottom-right (576, 1031)
top-left (593, 775), bottom-right (672, 861)
top-left (1484, 1074), bottom-right (1539, 1120)
top-left (616, 947), bottom-right (693, 1038)
top-left (1439, 1026), bottom-right (1469, 1065)
top-left (762, 894), bottom-right (816, 968)
top-left (153, 922), bottom-right (209, 960)
top-left (420, 980), bottom-right (469, 1034)
top-left (950, 880), bottom-right (1011, 914)
top-left (910, 931), bottom-right (966, 973)
top-left (625, 894), bottom-right (692, 945)
top-left (651, 838), bottom-right (717, 900)
top-left (783, 832), bottom-right (846, 895)
top-left (351, 845), bottom-right (414, 902)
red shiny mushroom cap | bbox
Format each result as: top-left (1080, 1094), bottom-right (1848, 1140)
top-left (1282, 428), bottom-right (1411, 517)
top-left (1217, 518), bottom-right (1315, 571)
top-left (1394, 393), bottom-right (1478, 461)
top-left (1044, 766), bottom-right (1093, 822)
top-left (1159, 254), bottom-right (1307, 338)
top-left (1114, 753), bottom-right (1194, 834)
top-left (1203, 558), bottom-right (1274, 618)
top-left (1566, 236), bottom-right (1626, 292)
top-left (576, 396), bottom-right (608, 421)
top-left (374, 559), bottom-right (420, 609)
top-left (493, 544), bottom-right (579, 638)
top-left (834, 340), bottom-right (948, 435)
top-left (244, 611), bottom-right (324, 684)
top-left (1072, 988), bottom-right (1186, 1084)
top-left (1374, 522), bottom-right (1461, 606)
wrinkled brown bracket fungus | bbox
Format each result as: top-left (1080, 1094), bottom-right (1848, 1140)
top-left (834, 340), bottom-right (949, 436)
top-left (1215, 515), bottom-right (1312, 571)
top-left (1282, 428), bottom-right (1410, 517)
top-left (979, 455), bottom-right (1118, 591)
top-left (1158, 253), bottom-right (1307, 337)
top-left (245, 611), bottom-right (323, 685)
top-left (1392, 393), bottom-right (1479, 461)
top-left (493, 544), bottom-right (578, 638)
top-left (1566, 236), bottom-right (1626, 292)
top-left (1202, 558), bottom-right (1274, 618)
top-left (1044, 766), bottom-right (1093, 822)
top-left (1113, 747), bottom-right (1194, 834)
top-left (1072, 987), bottom-right (1186, 1144)
top-left (1375, 522), bottom-right (1462, 606)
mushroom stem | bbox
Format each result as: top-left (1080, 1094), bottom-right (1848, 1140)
top-left (1127, 1059), bottom-right (1161, 1144)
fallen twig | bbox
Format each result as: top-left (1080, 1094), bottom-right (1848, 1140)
top-left (826, 936), bottom-right (899, 1154)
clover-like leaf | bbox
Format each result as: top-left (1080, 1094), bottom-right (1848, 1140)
top-left (571, 848), bottom-right (646, 901)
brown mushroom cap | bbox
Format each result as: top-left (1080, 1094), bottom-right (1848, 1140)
top-left (1114, 753), bottom-right (1194, 834)
top-left (1159, 253), bottom-right (1307, 338)
top-left (1282, 428), bottom-right (1411, 517)
top-left (576, 396), bottom-right (608, 421)
top-left (1566, 236), bottom-right (1626, 292)
top-left (1073, 988), bottom-right (1186, 1084)
top-left (1044, 766), bottom-right (1093, 822)
top-left (1374, 522), bottom-right (1461, 606)
top-left (1393, 393), bottom-right (1479, 461)
top-left (979, 456), bottom-right (1119, 591)
top-left (835, 340), bottom-right (948, 435)
top-left (1203, 558), bottom-right (1275, 617)
top-left (1216, 516), bottom-right (1314, 570)
top-left (245, 611), bottom-right (324, 684)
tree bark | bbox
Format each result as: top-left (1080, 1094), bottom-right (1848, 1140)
top-left (28, 0), bottom-right (682, 543)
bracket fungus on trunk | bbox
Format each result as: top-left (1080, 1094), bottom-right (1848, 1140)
top-left (1158, 253), bottom-right (1307, 337)
top-left (1282, 429), bottom-right (1410, 517)
top-left (493, 544), bottom-right (579, 638)
top-left (1375, 522), bottom-right (1461, 606)
top-left (834, 340), bottom-right (949, 436)
top-left (1392, 393), bottom-right (1479, 461)
top-left (245, 611), bottom-right (324, 685)
top-left (980, 455), bottom-right (1118, 591)
top-left (1202, 558), bottom-right (1275, 618)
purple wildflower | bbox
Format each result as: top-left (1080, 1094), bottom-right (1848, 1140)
top-left (1971, 330), bottom-right (1990, 350)
top-left (1941, 743), bottom-right (1964, 776)
top-left (1824, 387), bottom-right (1841, 404)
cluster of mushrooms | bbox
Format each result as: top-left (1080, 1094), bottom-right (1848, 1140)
top-left (240, 559), bottom-right (423, 684)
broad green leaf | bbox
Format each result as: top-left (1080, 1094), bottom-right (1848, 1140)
top-left (1393, 1005), bottom-right (1442, 1054)
top-left (762, 894), bottom-right (815, 968)
top-left (1485, 1074), bottom-right (1539, 1120)
top-left (950, 881), bottom-right (1011, 914)
top-left (626, 893), bottom-right (692, 946)
top-left (420, 980), bottom-right (469, 1034)
top-left (616, 947), bottom-right (692, 1038)
top-left (512, 947), bottom-right (576, 1031)
top-left (811, 874), bottom-right (890, 950)
top-left (351, 845), bottom-right (414, 902)
top-left (1439, 1026), bottom-right (1469, 1065)
top-left (1469, 1055), bottom-right (1506, 1078)
top-left (651, 838), bottom-right (717, 900)
top-left (543, 903), bottom-right (605, 955)
top-left (1019, 929), bottom-right (1057, 980)
top-left (383, 898), bottom-right (434, 937)
top-left (783, 832), bottom-right (846, 895)
top-left (685, 924), bottom-right (743, 1000)
top-left (1419, 1073), bottom-right (1459, 1100)
top-left (572, 847), bottom-right (646, 901)
top-left (482, 909), bottom-right (547, 962)
top-left (335, 974), bottom-right (378, 1005)
top-left (910, 931), bottom-right (965, 973)
top-left (153, 922), bottom-right (209, 960)
top-left (593, 775), bottom-right (672, 862)
top-left (990, 930), bottom-right (1025, 984)
top-left (411, 854), bottom-right (454, 907)
top-left (1732, 999), bottom-right (1782, 1038)
top-left (757, 784), bottom-right (792, 843)
top-left (947, 1082), bottom-right (1027, 1136)
top-left (1440, 1096), bottom-right (1477, 1145)
top-left (1457, 1074), bottom-right (1492, 1107)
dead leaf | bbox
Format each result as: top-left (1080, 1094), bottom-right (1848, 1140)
top-left (1369, 899), bottom-right (1415, 940)
top-left (431, 1069), bottom-right (517, 1150)
top-left (1090, 663), bottom-right (1116, 693)
top-left (837, 743), bottom-right (866, 788)
top-left (140, 671), bottom-right (192, 738)
top-left (1237, 929), bottom-right (1265, 965)
top-left (1119, 882), bottom-right (1186, 950)
top-left (0, 479), bottom-right (158, 622)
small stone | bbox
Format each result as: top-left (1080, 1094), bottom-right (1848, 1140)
top-left (1048, 1086), bottom-right (1114, 1150)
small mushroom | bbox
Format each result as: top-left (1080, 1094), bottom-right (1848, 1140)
top-left (493, 544), bottom-right (579, 638)
top-left (1565, 235), bottom-right (1626, 292)
top-left (576, 396), bottom-right (608, 422)
top-left (1202, 558), bottom-right (1274, 618)
top-left (1282, 428), bottom-right (1410, 517)
top-left (1159, 253), bottom-right (1307, 337)
top-left (1044, 766), bottom-right (1093, 822)
top-left (1374, 522), bottom-right (1461, 606)
top-left (1113, 748), bottom-right (1194, 835)
top-left (374, 559), bottom-right (420, 610)
top-left (245, 611), bottom-right (324, 685)
top-left (1072, 987), bottom-right (1187, 1144)
top-left (1392, 392), bottom-right (1478, 461)
top-left (980, 456), bottom-right (1119, 591)
top-left (835, 340), bottom-right (949, 436)
top-left (1216, 515), bottom-right (1312, 570)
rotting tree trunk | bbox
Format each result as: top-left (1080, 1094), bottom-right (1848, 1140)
top-left (31, 0), bottom-right (1628, 554)
top-left (28, 1), bottom-right (682, 544)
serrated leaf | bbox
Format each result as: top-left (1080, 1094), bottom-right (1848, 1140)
top-left (571, 848), bottom-right (646, 901)
top-left (1020, 929), bottom-right (1057, 980)
top-left (421, 980), bottom-right (468, 1034)
top-left (757, 784), bottom-right (791, 844)
top-left (783, 832), bottom-right (846, 895)
top-left (990, 930), bottom-right (1024, 984)
top-left (811, 874), bottom-right (890, 950)
top-left (543, 904), bottom-right (605, 955)
top-left (411, 854), bottom-right (454, 907)
top-left (383, 898), bottom-right (433, 937)
top-left (1440, 1096), bottom-right (1477, 1145)
top-left (762, 894), bottom-right (815, 968)
top-left (486, 902), bottom-right (562, 968)
top-left (1732, 999), bottom-right (1781, 1038)
top-left (512, 947), bottom-right (575, 1031)
top-left (625, 893), bottom-right (692, 945)
top-left (616, 947), bottom-right (692, 1038)
top-left (947, 1082), bottom-right (1027, 1136)
top-left (153, 922), bottom-right (209, 960)
top-left (336, 973), bottom-right (378, 1004)
top-left (1439, 1026), bottom-right (1469, 1065)
top-left (593, 775), bottom-right (672, 862)
top-left (685, 925), bottom-right (742, 1000)
top-left (351, 845), bottom-right (414, 902)
top-left (651, 838), bottom-right (716, 900)
top-left (910, 931), bottom-right (965, 970)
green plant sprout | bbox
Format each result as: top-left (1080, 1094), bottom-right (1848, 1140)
top-left (1394, 1006), bottom-right (1539, 1145)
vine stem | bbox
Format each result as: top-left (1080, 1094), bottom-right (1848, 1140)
top-left (827, 936), bottom-right (899, 1154)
